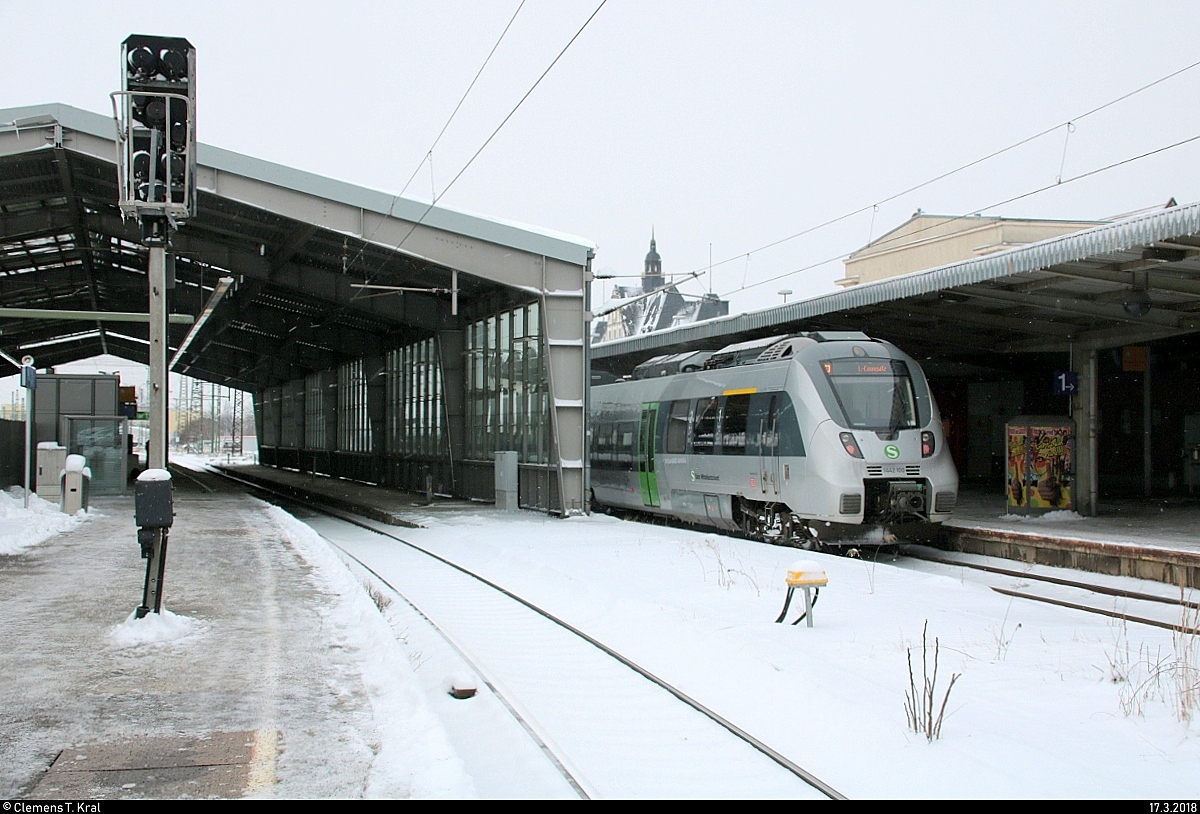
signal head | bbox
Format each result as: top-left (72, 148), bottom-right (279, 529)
top-left (127, 46), bottom-right (157, 75)
top-left (158, 48), bottom-right (188, 80)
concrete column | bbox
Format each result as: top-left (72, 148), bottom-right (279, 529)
top-left (1071, 349), bottom-right (1098, 516)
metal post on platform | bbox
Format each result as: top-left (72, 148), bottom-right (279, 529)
top-left (115, 33), bottom-right (196, 616)
top-left (19, 356), bottom-right (35, 509)
top-left (148, 247), bottom-right (168, 472)
top-left (139, 245), bottom-right (171, 618)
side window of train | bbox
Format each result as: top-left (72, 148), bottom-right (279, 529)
top-left (665, 400), bottom-right (689, 454)
top-left (753, 392), bottom-right (804, 457)
top-left (616, 422), bottom-right (636, 469)
top-left (775, 393), bottom-right (805, 456)
top-left (763, 395), bottom-right (779, 453)
top-left (692, 396), bottom-right (719, 455)
top-left (592, 421), bottom-right (613, 466)
top-left (720, 394), bottom-right (751, 455)
top-left (746, 393), bottom-right (769, 455)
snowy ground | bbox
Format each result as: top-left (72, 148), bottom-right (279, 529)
top-left (4, 469), bottom-right (1200, 798)
top-left (0, 487), bottom-right (88, 555)
top-left (321, 507), bottom-right (1200, 799)
top-left (0, 486), bottom-right (469, 799)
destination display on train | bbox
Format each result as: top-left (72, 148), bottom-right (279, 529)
top-left (821, 359), bottom-right (900, 376)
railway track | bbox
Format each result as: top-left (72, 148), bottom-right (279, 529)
top-left (586, 499), bottom-right (1200, 636)
top-left (199, 463), bottom-right (845, 800)
top-left (898, 545), bottom-right (1200, 635)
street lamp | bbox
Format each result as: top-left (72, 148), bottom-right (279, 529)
top-left (778, 289), bottom-right (793, 304)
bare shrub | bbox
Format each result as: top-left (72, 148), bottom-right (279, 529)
top-left (1171, 587), bottom-right (1200, 722)
top-left (1106, 587), bottom-right (1200, 722)
top-left (905, 620), bottom-right (961, 742)
top-left (991, 600), bottom-right (1021, 661)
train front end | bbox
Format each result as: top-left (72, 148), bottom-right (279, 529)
top-left (786, 337), bottom-right (958, 543)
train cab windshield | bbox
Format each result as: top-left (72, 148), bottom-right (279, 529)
top-left (820, 358), bottom-right (919, 431)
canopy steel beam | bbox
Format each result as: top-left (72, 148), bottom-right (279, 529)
top-left (0, 307), bottom-right (193, 323)
top-left (170, 275), bottom-right (234, 371)
top-left (1044, 262), bottom-right (1200, 297)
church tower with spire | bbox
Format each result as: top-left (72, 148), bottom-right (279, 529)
top-left (593, 229), bottom-right (728, 343)
top-left (643, 231), bottom-right (664, 293)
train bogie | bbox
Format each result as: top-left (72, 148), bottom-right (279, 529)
top-left (590, 331), bottom-right (959, 547)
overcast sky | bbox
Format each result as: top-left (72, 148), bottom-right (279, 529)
top-left (4, 0), bottom-right (1200, 390)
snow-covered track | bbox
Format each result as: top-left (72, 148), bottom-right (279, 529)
top-left (166, 461), bottom-right (219, 493)
top-left (205, 466), bottom-right (845, 800)
top-left (899, 546), bottom-right (1200, 634)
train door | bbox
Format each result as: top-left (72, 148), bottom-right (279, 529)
top-left (638, 402), bottom-right (661, 507)
top-left (758, 394), bottom-right (781, 499)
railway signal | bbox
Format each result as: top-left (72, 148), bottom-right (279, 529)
top-left (114, 34), bottom-right (197, 244)
top-left (112, 34), bottom-right (196, 617)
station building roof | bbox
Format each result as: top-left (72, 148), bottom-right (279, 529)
top-left (0, 103), bottom-right (594, 391)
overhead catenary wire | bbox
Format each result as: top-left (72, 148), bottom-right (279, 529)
top-left (678, 56), bottom-right (1200, 292)
top-left (720, 130), bottom-right (1200, 300)
top-left (399, 0), bottom-right (529, 203)
top-left (349, 0), bottom-right (608, 299)
top-left (343, 0), bottom-right (528, 285)
top-left (381, 0), bottom-right (609, 258)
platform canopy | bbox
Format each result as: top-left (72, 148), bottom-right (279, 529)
top-left (0, 103), bottom-right (594, 391)
top-left (594, 203), bottom-right (1200, 373)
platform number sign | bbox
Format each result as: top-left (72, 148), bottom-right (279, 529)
top-left (1053, 371), bottom-right (1078, 396)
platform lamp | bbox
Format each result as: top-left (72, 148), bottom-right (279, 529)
top-left (111, 34), bottom-right (196, 617)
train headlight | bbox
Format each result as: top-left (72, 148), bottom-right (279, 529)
top-left (921, 431), bottom-right (935, 458)
top-left (839, 432), bottom-right (863, 459)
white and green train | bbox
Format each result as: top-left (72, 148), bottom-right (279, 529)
top-left (589, 331), bottom-right (959, 547)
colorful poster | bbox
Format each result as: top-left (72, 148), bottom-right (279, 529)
top-left (1006, 425), bottom-right (1027, 509)
top-left (1006, 419), bottom-right (1074, 514)
top-left (1027, 425), bottom-right (1072, 511)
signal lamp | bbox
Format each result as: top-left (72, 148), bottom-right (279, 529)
top-left (921, 431), bottom-right (935, 458)
top-left (169, 106), bottom-right (187, 148)
top-left (158, 49), bottom-right (188, 79)
top-left (132, 150), bottom-right (151, 181)
top-left (162, 152), bottom-right (187, 183)
top-left (839, 432), bottom-right (863, 459)
top-left (137, 180), bottom-right (166, 203)
top-left (127, 47), bottom-right (157, 74)
top-left (142, 99), bottom-right (166, 126)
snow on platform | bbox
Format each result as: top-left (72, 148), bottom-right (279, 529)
top-left (0, 486), bottom-right (470, 799)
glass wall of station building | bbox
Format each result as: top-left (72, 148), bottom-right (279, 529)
top-left (255, 300), bottom-right (560, 510)
top-left (464, 302), bottom-right (549, 463)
